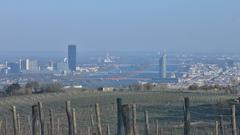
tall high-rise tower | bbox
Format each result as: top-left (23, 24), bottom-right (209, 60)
top-left (68, 45), bottom-right (77, 71)
top-left (160, 50), bottom-right (167, 78)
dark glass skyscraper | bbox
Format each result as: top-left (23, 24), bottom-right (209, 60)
top-left (68, 45), bottom-right (77, 71)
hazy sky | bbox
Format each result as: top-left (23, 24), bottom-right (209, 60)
top-left (0, 0), bottom-right (240, 53)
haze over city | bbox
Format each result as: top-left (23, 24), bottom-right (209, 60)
top-left (0, 0), bottom-right (240, 54)
top-left (1, 1), bottom-right (240, 135)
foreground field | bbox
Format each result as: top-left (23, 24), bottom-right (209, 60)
top-left (0, 89), bottom-right (237, 135)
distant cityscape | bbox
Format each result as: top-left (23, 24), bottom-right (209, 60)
top-left (1, 45), bottom-right (240, 89)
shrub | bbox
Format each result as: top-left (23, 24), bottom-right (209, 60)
top-left (5, 83), bottom-right (21, 95)
top-left (188, 84), bottom-right (199, 90)
top-left (40, 82), bottom-right (63, 93)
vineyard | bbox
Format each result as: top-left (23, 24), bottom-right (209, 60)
top-left (0, 89), bottom-right (238, 135)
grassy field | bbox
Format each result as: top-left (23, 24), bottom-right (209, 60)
top-left (0, 89), bottom-right (237, 135)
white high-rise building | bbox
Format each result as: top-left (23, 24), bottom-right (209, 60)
top-left (28, 59), bottom-right (39, 72)
top-left (20, 59), bottom-right (39, 72)
top-left (160, 50), bottom-right (167, 78)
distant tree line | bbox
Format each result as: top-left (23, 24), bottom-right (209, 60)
top-left (188, 83), bottom-right (240, 94)
top-left (128, 83), bottom-right (157, 91)
top-left (0, 81), bottom-right (63, 97)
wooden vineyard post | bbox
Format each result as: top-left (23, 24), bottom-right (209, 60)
top-left (117, 98), bottom-right (123, 135)
top-left (47, 123), bottom-right (50, 135)
top-left (215, 121), bottom-right (219, 135)
top-left (72, 108), bottom-right (77, 135)
top-left (219, 115), bottom-right (224, 135)
top-left (122, 104), bottom-right (134, 135)
top-left (90, 114), bottom-right (95, 134)
top-left (66, 101), bottom-right (73, 135)
top-left (144, 111), bottom-right (150, 135)
top-left (91, 114), bottom-right (95, 127)
top-left (4, 118), bottom-right (7, 135)
top-left (155, 120), bottom-right (159, 135)
top-left (160, 128), bottom-right (163, 135)
top-left (112, 103), bottom-right (115, 111)
top-left (32, 105), bottom-right (38, 135)
top-left (88, 127), bottom-right (91, 135)
top-left (38, 102), bottom-right (45, 135)
top-left (27, 116), bottom-right (32, 135)
top-left (132, 104), bottom-right (138, 135)
top-left (57, 119), bottom-right (60, 135)
top-left (0, 120), bottom-right (2, 135)
top-left (17, 113), bottom-right (21, 135)
top-left (12, 106), bottom-right (18, 135)
top-left (184, 97), bottom-right (190, 135)
top-left (107, 124), bottom-right (111, 135)
top-left (49, 109), bottom-right (54, 135)
top-left (231, 105), bottom-right (237, 135)
top-left (95, 103), bottom-right (102, 135)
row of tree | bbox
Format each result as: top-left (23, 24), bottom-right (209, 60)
top-left (2, 81), bottom-right (63, 96)
top-left (188, 83), bottom-right (240, 94)
top-left (128, 83), bottom-right (157, 91)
